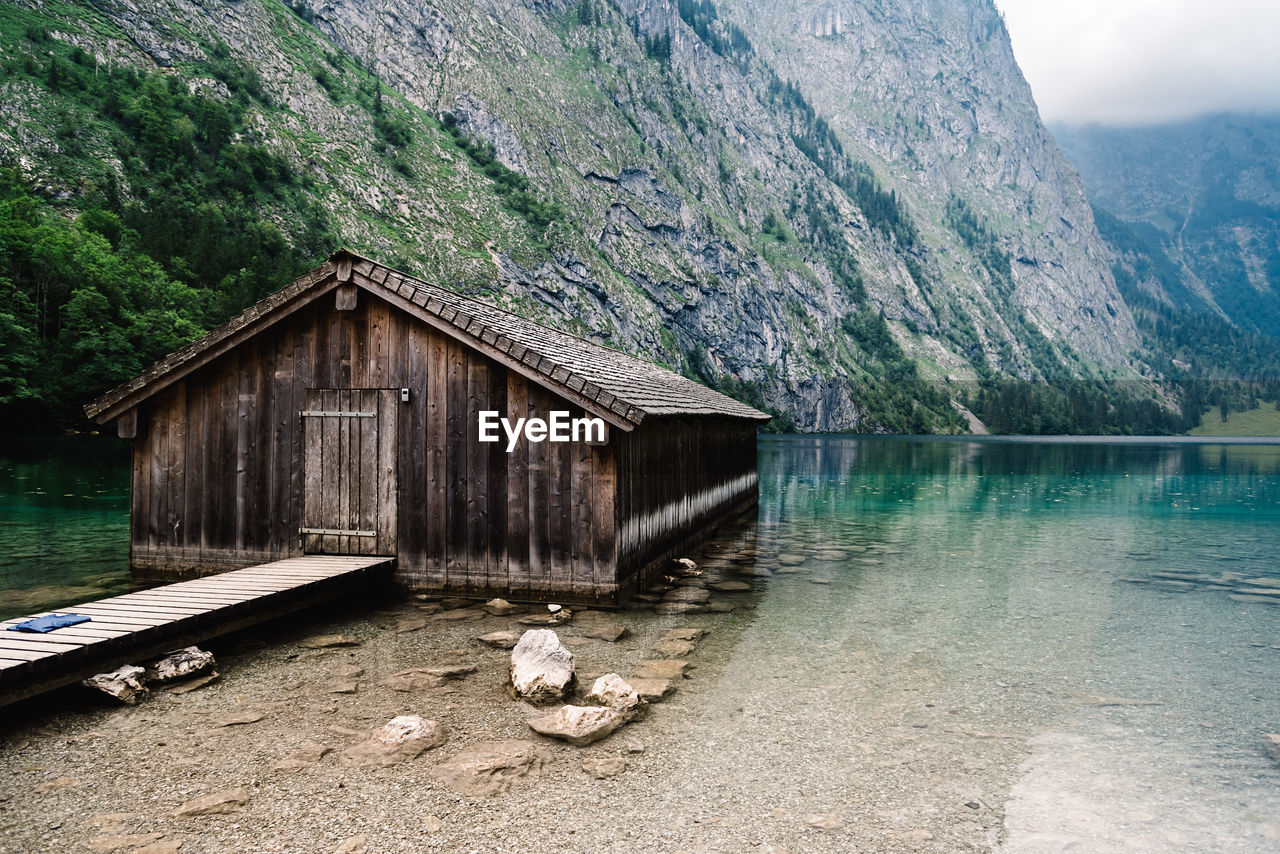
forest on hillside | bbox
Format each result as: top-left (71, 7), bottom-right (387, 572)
top-left (2, 15), bottom-right (1278, 435)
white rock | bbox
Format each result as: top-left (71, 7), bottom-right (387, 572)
top-left (510, 629), bottom-right (575, 702)
top-left (376, 715), bottom-right (434, 744)
top-left (148, 646), bottom-right (216, 683)
top-left (585, 673), bottom-right (643, 716)
top-left (82, 665), bottom-right (148, 704)
top-left (339, 715), bottom-right (446, 767)
top-left (527, 705), bottom-right (626, 746)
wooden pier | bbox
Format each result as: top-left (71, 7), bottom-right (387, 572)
top-left (0, 555), bottom-right (394, 708)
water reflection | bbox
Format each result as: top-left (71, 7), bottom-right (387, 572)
top-left (676, 436), bottom-right (1280, 852)
top-left (0, 436), bottom-right (131, 618)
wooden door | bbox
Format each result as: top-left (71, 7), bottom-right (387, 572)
top-left (301, 389), bottom-right (398, 555)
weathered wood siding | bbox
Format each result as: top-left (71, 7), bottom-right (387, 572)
top-left (613, 417), bottom-right (758, 596)
top-left (128, 290), bottom-right (618, 600)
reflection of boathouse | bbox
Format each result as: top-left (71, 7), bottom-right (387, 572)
top-left (86, 250), bottom-right (769, 604)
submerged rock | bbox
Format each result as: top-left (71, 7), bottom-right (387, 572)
top-left (173, 788), bottom-right (250, 817)
top-left (661, 628), bottom-right (705, 642)
top-left (477, 630), bottom-right (523, 649)
top-left (272, 743), bottom-right (333, 773)
top-left (634, 659), bottom-right (690, 680)
top-left (582, 756), bottom-right (626, 779)
top-left (86, 833), bottom-right (164, 851)
top-left (580, 624), bottom-right (628, 642)
top-left (651, 639), bottom-right (695, 658)
top-left (517, 612), bottom-right (570, 626)
top-left (31, 777), bottom-right (79, 794)
top-left (527, 705), bottom-right (626, 746)
top-left (395, 615), bottom-right (428, 633)
top-left (379, 668), bottom-right (446, 692)
top-left (1263, 733), bottom-right (1280, 765)
top-left (430, 740), bottom-right (547, 796)
top-left (433, 608), bottom-right (485, 622)
top-left (629, 678), bottom-right (675, 701)
top-left (82, 665), bottom-right (148, 704)
top-left (339, 715), bottom-right (446, 767)
top-left (653, 602), bottom-right (705, 616)
top-left (806, 813), bottom-right (845, 830)
top-left (510, 629), bottom-right (575, 702)
top-left (662, 587), bottom-right (710, 604)
top-left (484, 598), bottom-right (518, 616)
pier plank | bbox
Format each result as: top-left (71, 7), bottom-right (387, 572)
top-left (0, 555), bottom-right (393, 707)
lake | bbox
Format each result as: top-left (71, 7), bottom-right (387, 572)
top-left (2, 434), bottom-right (1278, 849)
top-left (0, 435), bottom-right (132, 619)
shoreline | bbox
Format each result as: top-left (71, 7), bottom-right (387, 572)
top-left (0, 523), bottom-right (1022, 854)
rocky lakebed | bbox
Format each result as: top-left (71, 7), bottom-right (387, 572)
top-left (0, 530), bottom-right (1054, 853)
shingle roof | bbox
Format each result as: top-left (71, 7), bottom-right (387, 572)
top-left (86, 249), bottom-right (771, 428)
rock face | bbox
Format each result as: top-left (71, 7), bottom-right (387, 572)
top-left (510, 629), bottom-right (575, 702)
top-left (339, 716), bottom-right (447, 767)
top-left (526, 705), bottom-right (627, 746)
top-left (1055, 115), bottom-right (1280, 338)
top-left (4, 0), bottom-right (1156, 434)
top-left (430, 740), bottom-right (547, 796)
top-left (82, 665), bottom-right (148, 704)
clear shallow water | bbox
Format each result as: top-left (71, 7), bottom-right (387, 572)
top-left (1, 434), bottom-right (1278, 850)
top-left (665, 436), bottom-right (1280, 852)
top-left (0, 436), bottom-right (131, 619)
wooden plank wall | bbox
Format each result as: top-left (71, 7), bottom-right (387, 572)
top-left (128, 290), bottom-right (619, 601)
top-left (614, 417), bottom-right (758, 589)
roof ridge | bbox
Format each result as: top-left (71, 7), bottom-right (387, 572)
top-left (85, 251), bottom-right (772, 426)
top-left (340, 250), bottom-right (768, 423)
top-left (343, 250), bottom-right (682, 373)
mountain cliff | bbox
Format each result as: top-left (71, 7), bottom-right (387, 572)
top-left (1, 0), bottom-right (1155, 431)
top-left (1054, 114), bottom-right (1280, 338)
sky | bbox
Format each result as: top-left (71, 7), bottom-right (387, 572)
top-left (993, 0), bottom-right (1280, 126)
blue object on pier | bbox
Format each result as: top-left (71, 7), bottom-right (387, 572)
top-left (7, 614), bottom-right (92, 633)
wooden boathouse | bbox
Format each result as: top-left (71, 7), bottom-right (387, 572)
top-left (85, 250), bottom-right (769, 605)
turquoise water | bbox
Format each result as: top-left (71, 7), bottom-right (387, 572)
top-left (668, 436), bottom-right (1280, 852)
top-left (2, 434), bottom-right (1278, 849)
top-left (0, 436), bottom-right (131, 619)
